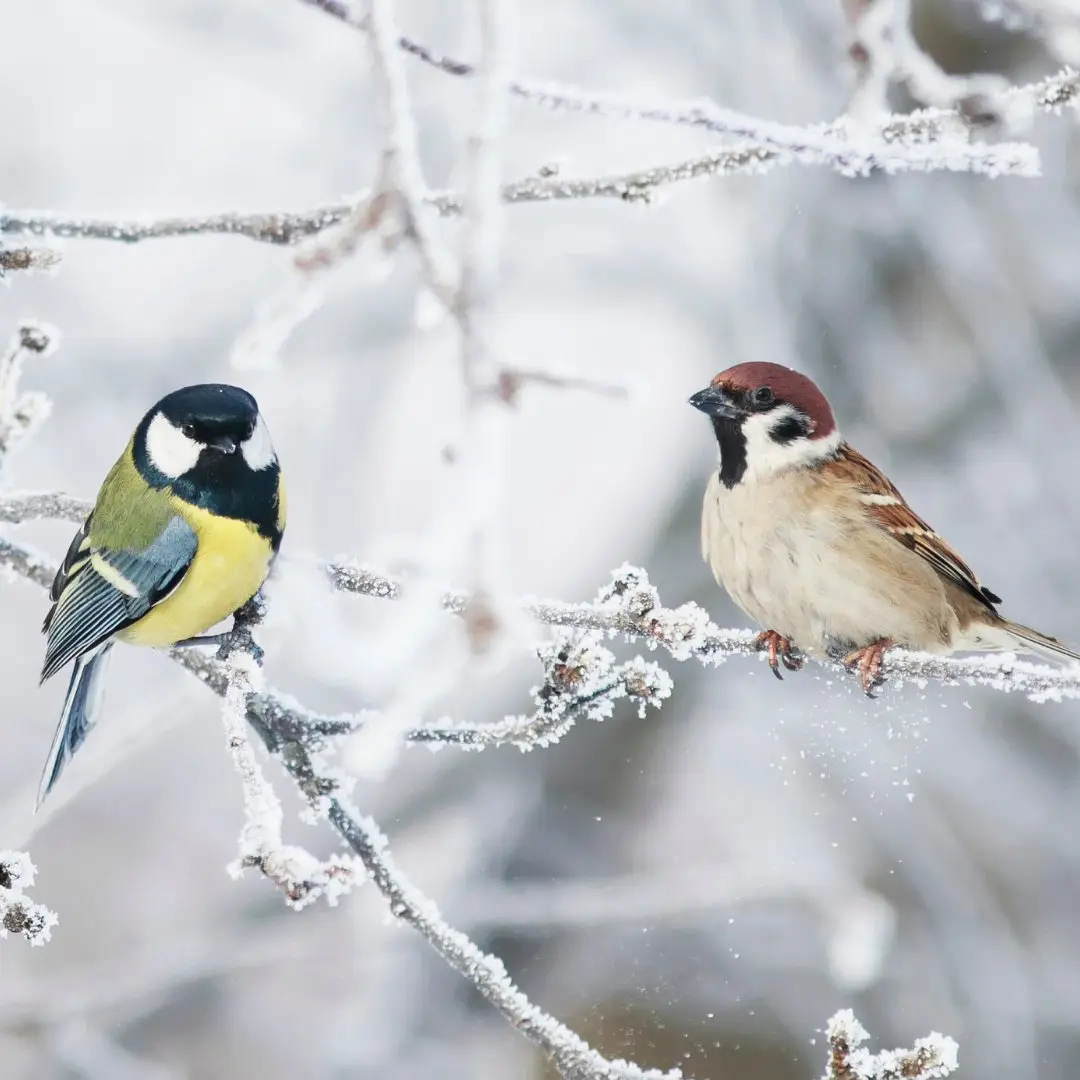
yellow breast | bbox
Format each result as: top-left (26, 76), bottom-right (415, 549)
top-left (118, 499), bottom-right (275, 648)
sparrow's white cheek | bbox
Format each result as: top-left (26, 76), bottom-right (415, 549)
top-left (738, 409), bottom-right (841, 482)
top-left (241, 414), bottom-right (276, 471)
top-left (145, 412), bottom-right (201, 478)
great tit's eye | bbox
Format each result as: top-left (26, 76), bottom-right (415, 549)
top-left (752, 386), bottom-right (775, 408)
top-left (180, 421), bottom-right (196, 439)
top-left (243, 421), bottom-right (256, 441)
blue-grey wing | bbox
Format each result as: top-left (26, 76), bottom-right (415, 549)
top-left (41, 515), bottom-right (197, 681)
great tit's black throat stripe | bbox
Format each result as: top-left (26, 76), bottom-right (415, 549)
top-left (713, 417), bottom-right (748, 489)
top-left (133, 421), bottom-right (283, 546)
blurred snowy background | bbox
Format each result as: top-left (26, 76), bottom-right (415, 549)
top-left (2, 0), bottom-right (1080, 1076)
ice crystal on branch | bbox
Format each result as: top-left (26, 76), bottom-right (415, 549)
top-left (824, 1009), bottom-right (959, 1080)
top-left (0, 850), bottom-right (57, 946)
top-left (0, 321), bottom-right (57, 472)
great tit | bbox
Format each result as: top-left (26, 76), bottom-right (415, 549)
top-left (38, 383), bottom-right (286, 806)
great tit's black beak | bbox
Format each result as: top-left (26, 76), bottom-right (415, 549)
top-left (206, 434), bottom-right (238, 455)
top-left (689, 385), bottom-right (742, 421)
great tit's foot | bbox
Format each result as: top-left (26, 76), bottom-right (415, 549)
top-left (842, 638), bottom-right (895, 697)
top-left (173, 633), bottom-right (229, 649)
top-left (217, 594), bottom-right (267, 665)
top-left (754, 630), bottom-right (803, 680)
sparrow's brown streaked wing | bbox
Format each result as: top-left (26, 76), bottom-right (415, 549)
top-left (826, 443), bottom-right (1002, 611)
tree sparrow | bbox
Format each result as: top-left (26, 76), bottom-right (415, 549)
top-left (690, 361), bottom-right (1080, 694)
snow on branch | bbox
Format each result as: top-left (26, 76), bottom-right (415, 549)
top-left (824, 1009), bottom-right (958, 1080)
top-left (303, 0), bottom-right (1049, 178)
top-left (270, 722), bottom-right (684, 1080)
top-left (0, 322), bottom-right (57, 473)
top-left (0, 851), bottom-right (57, 947)
top-left (0, 536), bottom-right (682, 1078)
top-left (0, 145), bottom-right (838, 250)
top-left (328, 560), bottom-right (1080, 701)
top-left (9, 27), bottom-right (1080, 255)
top-left (214, 596), bottom-right (362, 910)
top-left (7, 490), bottom-right (1080, 702)
top-left (0, 245), bottom-right (62, 278)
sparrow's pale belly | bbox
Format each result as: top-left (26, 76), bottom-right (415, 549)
top-left (702, 471), bottom-right (957, 657)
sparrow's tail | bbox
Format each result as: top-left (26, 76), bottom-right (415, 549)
top-left (36, 645), bottom-right (112, 810)
top-left (999, 619), bottom-right (1080, 665)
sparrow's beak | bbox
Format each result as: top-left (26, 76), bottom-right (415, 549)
top-left (689, 385), bottom-right (742, 421)
top-left (206, 434), bottom-right (238, 455)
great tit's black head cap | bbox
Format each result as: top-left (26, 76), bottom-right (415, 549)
top-left (156, 384), bottom-right (259, 440)
top-left (135, 381), bottom-right (276, 481)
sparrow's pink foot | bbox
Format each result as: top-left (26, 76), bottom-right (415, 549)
top-left (754, 630), bottom-right (804, 680)
top-left (842, 637), bottom-right (895, 696)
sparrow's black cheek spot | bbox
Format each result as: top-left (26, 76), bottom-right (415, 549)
top-left (769, 414), bottom-right (808, 445)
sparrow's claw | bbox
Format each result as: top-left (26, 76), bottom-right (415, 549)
top-left (842, 638), bottom-right (895, 697)
top-left (754, 630), bottom-right (803, 680)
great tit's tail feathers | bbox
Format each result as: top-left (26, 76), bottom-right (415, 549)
top-left (1000, 619), bottom-right (1080, 665)
top-left (36, 645), bottom-right (112, 810)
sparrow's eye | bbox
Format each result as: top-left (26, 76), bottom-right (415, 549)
top-left (752, 386), bottom-right (775, 408)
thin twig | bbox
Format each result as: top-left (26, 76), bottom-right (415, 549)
top-left (302, 0), bottom-right (1044, 177)
top-left (0, 323), bottom-right (57, 469)
top-left (365, 0), bottom-right (456, 302)
top-left (454, 0), bottom-right (516, 651)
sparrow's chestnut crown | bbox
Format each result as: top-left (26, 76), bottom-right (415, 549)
top-left (690, 362), bottom-right (836, 440)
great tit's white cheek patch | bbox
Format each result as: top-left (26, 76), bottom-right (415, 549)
top-left (241, 414), bottom-right (276, 472)
top-left (145, 412), bottom-right (201, 478)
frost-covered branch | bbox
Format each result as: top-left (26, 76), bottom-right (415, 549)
top-left (0, 144), bottom-right (849, 251)
top-left (214, 596), bottom-right (362, 910)
top-left (409, 632), bottom-right (671, 749)
top-left (0, 491), bottom-right (89, 525)
top-left (362, 0), bottom-right (456, 303)
top-left (0, 322), bottom-right (56, 471)
top-left (0, 851), bottom-right (57, 947)
top-left (8, 490), bottom-right (1080, 701)
top-left (824, 1009), bottom-right (958, 1080)
top-left (451, 0), bottom-right (516, 653)
top-left (0, 530), bottom-right (681, 1079)
top-left (303, 0), bottom-right (1049, 177)
top-left (328, 561), bottom-right (1080, 701)
top-left (269, 735), bottom-right (683, 1080)
top-left (0, 246), bottom-right (62, 278)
